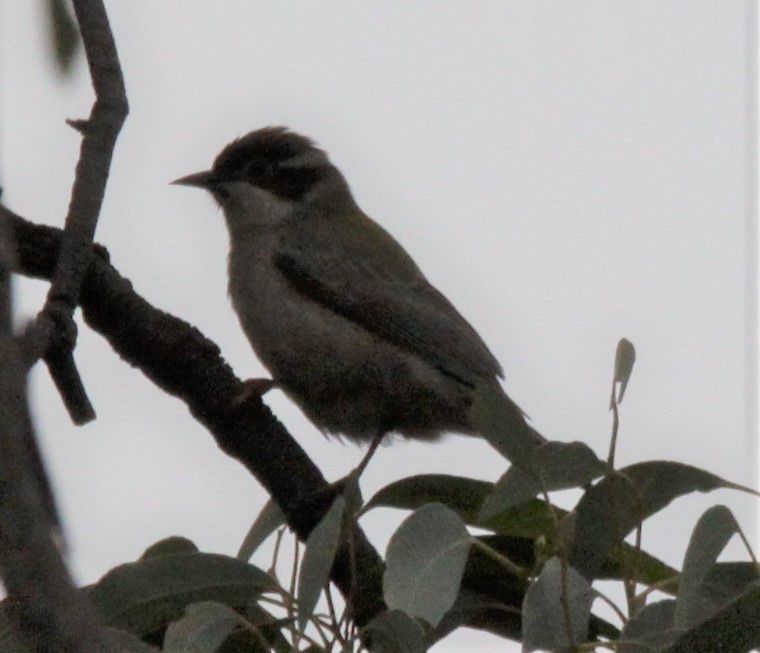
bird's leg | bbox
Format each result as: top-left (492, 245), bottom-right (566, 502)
top-left (285, 432), bottom-right (387, 542)
top-left (349, 431), bottom-right (387, 481)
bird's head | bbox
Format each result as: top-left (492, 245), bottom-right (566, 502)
top-left (173, 126), bottom-right (349, 228)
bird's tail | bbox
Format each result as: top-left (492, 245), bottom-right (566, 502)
top-left (469, 382), bottom-right (546, 466)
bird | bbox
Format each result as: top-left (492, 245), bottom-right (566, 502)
top-left (173, 127), bottom-right (544, 469)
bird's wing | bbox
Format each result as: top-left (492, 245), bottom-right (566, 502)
top-left (275, 210), bottom-right (503, 386)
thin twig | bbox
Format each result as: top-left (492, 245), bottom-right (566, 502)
top-left (324, 584), bottom-right (347, 650)
top-left (268, 526), bottom-right (286, 577)
top-left (607, 379), bottom-right (620, 468)
top-left (28, 0), bottom-right (128, 425)
top-left (471, 538), bottom-right (529, 578)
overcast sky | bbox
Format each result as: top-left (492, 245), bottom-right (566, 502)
top-left (1, 2), bottom-right (757, 652)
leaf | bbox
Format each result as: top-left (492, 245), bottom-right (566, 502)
top-left (88, 552), bottom-right (278, 636)
top-left (163, 602), bottom-right (245, 653)
top-left (368, 474), bottom-right (680, 593)
top-left (362, 610), bottom-right (426, 653)
top-left (665, 583), bottom-right (760, 653)
top-left (702, 562), bottom-right (760, 605)
top-left (430, 588), bottom-right (524, 644)
top-left (598, 542), bottom-right (678, 591)
top-left (483, 497), bottom-right (679, 592)
top-left (44, 0), bottom-right (81, 77)
top-left (613, 338), bottom-right (636, 404)
top-left (522, 557), bottom-right (593, 652)
top-left (479, 441), bottom-right (606, 520)
top-left (365, 474), bottom-right (493, 524)
top-left (341, 472), bottom-right (364, 518)
top-left (384, 503), bottom-right (472, 627)
top-left (297, 495), bottom-right (345, 631)
top-left (619, 600), bottom-right (679, 653)
top-left (483, 497), bottom-right (560, 537)
top-left (0, 619), bottom-right (160, 653)
top-left (139, 536), bottom-right (199, 560)
top-left (237, 499), bottom-right (286, 561)
top-left (675, 505), bottom-right (741, 630)
top-left (570, 461), bottom-right (752, 580)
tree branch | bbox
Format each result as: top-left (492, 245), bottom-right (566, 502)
top-left (25, 0), bottom-right (129, 425)
top-left (0, 212), bottom-right (104, 652)
top-left (2, 206), bottom-right (386, 628)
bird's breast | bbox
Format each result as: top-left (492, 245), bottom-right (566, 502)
top-left (226, 237), bottom-right (471, 441)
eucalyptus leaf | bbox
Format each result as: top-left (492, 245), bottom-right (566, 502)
top-left (613, 338), bottom-right (636, 403)
top-left (570, 461), bottom-right (752, 580)
top-left (365, 474), bottom-right (493, 524)
top-left (44, 0), bottom-right (81, 76)
top-left (522, 557), bottom-right (593, 652)
top-left (479, 441), bottom-right (606, 520)
top-left (297, 495), bottom-right (345, 631)
top-left (384, 503), bottom-right (471, 627)
top-left (163, 602), bottom-right (244, 653)
top-left (665, 583), bottom-right (760, 653)
top-left (619, 600), bottom-right (679, 653)
top-left (89, 552), bottom-right (277, 636)
top-left (0, 616), bottom-right (160, 653)
top-left (139, 536), bottom-right (199, 560)
top-left (675, 505), bottom-right (740, 630)
top-left (237, 499), bottom-right (286, 561)
top-left (362, 610), bottom-right (426, 653)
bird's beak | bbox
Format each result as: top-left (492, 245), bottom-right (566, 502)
top-left (171, 170), bottom-right (218, 189)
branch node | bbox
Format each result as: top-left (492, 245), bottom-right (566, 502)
top-left (65, 118), bottom-right (90, 134)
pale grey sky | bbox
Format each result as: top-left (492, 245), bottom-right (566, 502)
top-left (1, 3), bottom-right (757, 652)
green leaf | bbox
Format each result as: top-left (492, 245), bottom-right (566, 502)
top-left (362, 610), bottom-right (427, 653)
top-left (599, 542), bottom-right (679, 591)
top-left (139, 536), bottom-right (199, 560)
top-left (384, 503), bottom-right (471, 627)
top-left (365, 474), bottom-right (492, 524)
top-left (428, 587), bottom-right (525, 644)
top-left (89, 552), bottom-right (278, 637)
top-left (675, 505), bottom-right (742, 630)
top-left (163, 602), bottom-right (244, 653)
top-left (44, 0), bottom-right (81, 77)
top-left (702, 562), bottom-right (760, 605)
top-left (613, 338), bottom-right (636, 403)
top-left (482, 498), bottom-right (560, 537)
top-left (164, 601), bottom-right (289, 653)
top-left (297, 496), bottom-right (345, 631)
top-left (570, 461), bottom-right (753, 580)
top-left (522, 557), bottom-right (593, 652)
top-left (341, 472), bottom-right (364, 518)
top-left (619, 600), bottom-right (679, 653)
top-left (483, 495), bottom-right (678, 588)
top-left (368, 473), bottom-right (680, 594)
top-left (0, 617), bottom-right (161, 653)
top-left (479, 441), bottom-right (606, 520)
top-left (237, 499), bottom-right (286, 561)
top-left (665, 583), bottom-right (760, 653)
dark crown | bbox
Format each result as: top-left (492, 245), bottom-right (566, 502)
top-left (212, 127), bottom-right (332, 201)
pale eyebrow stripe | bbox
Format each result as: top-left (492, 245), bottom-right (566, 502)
top-left (279, 150), bottom-right (328, 169)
